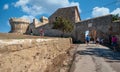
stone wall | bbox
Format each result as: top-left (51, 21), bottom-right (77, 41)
top-left (75, 15), bottom-right (120, 42)
top-left (28, 14), bottom-right (120, 43)
top-left (28, 23), bottom-right (72, 37)
top-left (33, 17), bottom-right (49, 28)
top-left (112, 21), bottom-right (120, 35)
top-left (0, 38), bottom-right (72, 72)
top-left (9, 16), bottom-right (49, 35)
top-left (27, 17), bottom-right (49, 35)
top-left (116, 35), bottom-right (120, 48)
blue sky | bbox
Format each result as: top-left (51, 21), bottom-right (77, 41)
top-left (0, 0), bottom-right (120, 33)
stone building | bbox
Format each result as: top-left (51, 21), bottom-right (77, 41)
top-left (9, 6), bottom-right (120, 44)
top-left (9, 18), bottom-right (30, 34)
top-left (26, 16), bottom-right (49, 35)
top-left (75, 15), bottom-right (120, 42)
top-left (49, 6), bottom-right (81, 24)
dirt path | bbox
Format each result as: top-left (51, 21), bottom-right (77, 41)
top-left (70, 44), bottom-right (120, 72)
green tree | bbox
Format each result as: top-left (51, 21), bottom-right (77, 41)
top-left (52, 17), bottom-right (74, 37)
top-left (112, 14), bottom-right (119, 21)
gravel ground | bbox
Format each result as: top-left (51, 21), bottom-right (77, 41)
top-left (70, 44), bottom-right (120, 72)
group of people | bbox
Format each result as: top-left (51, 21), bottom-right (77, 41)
top-left (85, 35), bottom-right (118, 51)
top-left (85, 35), bottom-right (103, 46)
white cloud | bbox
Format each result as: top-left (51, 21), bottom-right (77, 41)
top-left (14, 0), bottom-right (80, 16)
top-left (3, 4), bottom-right (9, 10)
top-left (92, 7), bottom-right (110, 17)
top-left (20, 15), bottom-right (35, 22)
top-left (111, 8), bottom-right (120, 16)
top-left (14, 0), bottom-right (29, 7)
top-left (92, 7), bottom-right (120, 18)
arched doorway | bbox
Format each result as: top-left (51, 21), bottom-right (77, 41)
top-left (89, 29), bottom-right (97, 42)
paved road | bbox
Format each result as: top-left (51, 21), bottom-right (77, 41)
top-left (70, 44), bottom-right (120, 72)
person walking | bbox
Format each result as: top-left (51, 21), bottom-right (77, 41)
top-left (85, 35), bottom-right (90, 46)
top-left (40, 28), bottom-right (44, 37)
top-left (96, 37), bottom-right (100, 46)
top-left (111, 36), bottom-right (117, 51)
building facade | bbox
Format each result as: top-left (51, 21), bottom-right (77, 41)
top-left (9, 6), bottom-right (120, 44)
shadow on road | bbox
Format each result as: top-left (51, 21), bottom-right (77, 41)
top-left (77, 48), bottom-right (120, 61)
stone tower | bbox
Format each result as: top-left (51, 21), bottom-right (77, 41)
top-left (9, 18), bottom-right (30, 34)
top-left (32, 16), bottom-right (49, 28)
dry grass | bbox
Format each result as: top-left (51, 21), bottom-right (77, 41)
top-left (0, 33), bottom-right (49, 39)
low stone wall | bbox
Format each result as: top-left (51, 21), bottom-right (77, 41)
top-left (0, 38), bottom-right (72, 72)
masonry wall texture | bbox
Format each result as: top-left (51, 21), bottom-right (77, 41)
top-left (26, 17), bottom-right (49, 35)
top-left (9, 6), bottom-right (120, 47)
top-left (75, 15), bottom-right (120, 42)
top-left (0, 38), bottom-right (73, 72)
top-left (9, 18), bottom-right (30, 34)
top-left (49, 6), bottom-right (80, 24)
top-left (26, 6), bottom-right (80, 37)
top-left (117, 35), bottom-right (120, 48)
